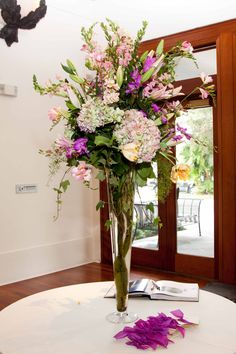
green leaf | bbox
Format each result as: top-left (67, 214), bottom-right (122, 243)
top-left (96, 170), bottom-right (106, 181)
top-left (60, 180), bottom-right (70, 192)
top-left (66, 59), bottom-right (77, 73)
top-left (66, 101), bottom-right (78, 111)
top-left (137, 165), bottom-right (156, 179)
top-left (69, 74), bottom-right (85, 84)
top-left (156, 39), bottom-right (164, 56)
top-left (153, 216), bottom-right (163, 228)
top-left (135, 173), bottom-right (147, 187)
top-left (146, 202), bottom-right (154, 213)
top-left (94, 135), bottom-right (112, 146)
top-left (53, 188), bottom-right (62, 194)
top-left (116, 66), bottom-right (124, 87)
top-left (140, 50), bottom-right (149, 63)
top-left (105, 219), bottom-right (112, 231)
top-left (141, 67), bottom-right (155, 83)
top-left (61, 64), bottom-right (74, 75)
top-left (96, 200), bottom-right (105, 211)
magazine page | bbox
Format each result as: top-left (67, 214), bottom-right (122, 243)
top-left (129, 279), bottom-right (150, 294)
top-left (152, 280), bottom-right (199, 301)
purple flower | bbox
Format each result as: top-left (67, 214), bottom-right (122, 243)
top-left (126, 69), bottom-right (142, 94)
top-left (151, 103), bottom-right (161, 113)
top-left (65, 147), bottom-right (73, 159)
top-left (173, 134), bottom-right (183, 142)
top-left (73, 137), bottom-right (89, 155)
top-left (114, 310), bottom-right (192, 350)
top-left (161, 116), bottom-right (168, 124)
top-left (140, 110), bottom-right (147, 117)
top-left (143, 56), bottom-right (156, 72)
top-left (177, 124), bottom-right (192, 140)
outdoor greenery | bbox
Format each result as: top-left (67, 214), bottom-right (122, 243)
top-left (178, 107), bottom-right (214, 194)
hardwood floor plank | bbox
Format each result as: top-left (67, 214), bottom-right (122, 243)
top-left (0, 262), bottom-right (207, 310)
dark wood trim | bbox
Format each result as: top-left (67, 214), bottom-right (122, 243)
top-left (100, 180), bottom-right (112, 264)
top-left (131, 248), bottom-right (163, 268)
top-left (216, 32), bottom-right (236, 284)
top-left (138, 19), bottom-right (236, 54)
top-left (175, 254), bottom-right (215, 279)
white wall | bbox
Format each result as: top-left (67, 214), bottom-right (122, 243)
top-left (0, 3), bottom-right (101, 285)
top-left (0, 0), bottom-right (235, 285)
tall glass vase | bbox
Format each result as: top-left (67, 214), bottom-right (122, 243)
top-left (106, 170), bottom-right (138, 324)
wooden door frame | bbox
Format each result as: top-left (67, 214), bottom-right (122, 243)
top-left (101, 19), bottom-right (236, 285)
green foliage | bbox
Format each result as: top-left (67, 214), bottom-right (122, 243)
top-left (81, 23), bottom-right (97, 50)
top-left (156, 39), bottom-right (164, 56)
top-left (179, 108), bottom-right (214, 194)
top-left (34, 19), bottom-right (215, 221)
top-left (96, 170), bottom-right (106, 182)
top-left (135, 164), bottom-right (156, 187)
top-left (96, 200), bottom-right (105, 211)
top-left (60, 179), bottom-right (70, 192)
top-left (146, 202), bottom-right (154, 213)
top-left (157, 154), bottom-right (173, 203)
top-left (105, 219), bottom-right (112, 231)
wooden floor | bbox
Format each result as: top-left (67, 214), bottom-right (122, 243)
top-left (0, 262), bottom-right (208, 310)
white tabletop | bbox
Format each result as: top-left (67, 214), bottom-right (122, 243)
top-left (0, 281), bottom-right (236, 354)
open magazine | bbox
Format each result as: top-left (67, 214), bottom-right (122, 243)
top-left (104, 278), bottom-right (199, 302)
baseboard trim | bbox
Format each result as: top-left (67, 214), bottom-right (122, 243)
top-left (0, 237), bottom-right (99, 285)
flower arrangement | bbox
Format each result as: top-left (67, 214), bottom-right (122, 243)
top-left (34, 19), bottom-right (214, 321)
top-left (34, 19), bottom-right (214, 216)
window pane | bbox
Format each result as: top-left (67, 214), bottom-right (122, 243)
top-left (175, 48), bottom-right (216, 80)
top-left (176, 107), bottom-right (214, 258)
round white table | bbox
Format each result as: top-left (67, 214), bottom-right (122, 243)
top-left (0, 281), bottom-right (236, 354)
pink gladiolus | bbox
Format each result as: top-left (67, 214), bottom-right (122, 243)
top-left (181, 41), bottom-right (193, 53)
top-left (199, 87), bottom-right (209, 99)
top-left (48, 107), bottom-right (61, 122)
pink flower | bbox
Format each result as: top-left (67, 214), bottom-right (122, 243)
top-left (81, 43), bottom-right (90, 52)
top-left (48, 107), bottom-right (62, 122)
top-left (181, 41), bottom-right (193, 53)
top-left (119, 52), bottom-right (132, 67)
top-left (71, 162), bottom-right (91, 182)
top-left (103, 61), bottom-right (113, 70)
top-left (200, 72), bottom-right (213, 85)
top-left (199, 87), bottom-right (209, 99)
top-left (90, 51), bottom-right (104, 62)
top-left (55, 136), bottom-right (72, 150)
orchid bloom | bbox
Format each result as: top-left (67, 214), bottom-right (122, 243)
top-left (199, 87), bottom-right (209, 99)
top-left (200, 72), bottom-right (213, 85)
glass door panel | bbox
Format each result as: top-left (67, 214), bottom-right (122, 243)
top-left (176, 107), bottom-right (214, 258)
top-left (132, 164), bottom-right (159, 250)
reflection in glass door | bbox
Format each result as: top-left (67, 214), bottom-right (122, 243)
top-left (176, 107), bottom-right (214, 258)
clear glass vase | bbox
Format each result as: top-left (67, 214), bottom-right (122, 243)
top-left (105, 170), bottom-right (138, 324)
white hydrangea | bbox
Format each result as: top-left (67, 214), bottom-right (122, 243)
top-left (77, 97), bottom-right (124, 133)
top-left (114, 109), bottom-right (161, 163)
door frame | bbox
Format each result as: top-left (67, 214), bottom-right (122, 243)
top-left (100, 19), bottom-right (236, 285)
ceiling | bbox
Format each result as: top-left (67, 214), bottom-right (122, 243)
top-left (46, 0), bottom-right (236, 39)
